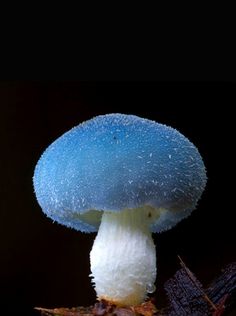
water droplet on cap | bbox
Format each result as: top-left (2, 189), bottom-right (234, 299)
top-left (146, 283), bottom-right (156, 294)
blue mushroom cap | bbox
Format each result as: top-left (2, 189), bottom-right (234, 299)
top-left (33, 114), bottom-right (207, 233)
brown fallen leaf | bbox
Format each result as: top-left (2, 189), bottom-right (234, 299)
top-left (35, 300), bottom-right (158, 316)
top-left (35, 306), bottom-right (93, 316)
top-left (132, 300), bottom-right (158, 316)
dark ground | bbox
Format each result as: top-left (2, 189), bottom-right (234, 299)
top-left (0, 81), bottom-right (235, 316)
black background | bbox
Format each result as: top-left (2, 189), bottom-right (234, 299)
top-left (0, 81), bottom-right (235, 315)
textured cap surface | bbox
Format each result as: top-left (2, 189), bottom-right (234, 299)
top-left (33, 114), bottom-right (207, 232)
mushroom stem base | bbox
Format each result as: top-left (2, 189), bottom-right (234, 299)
top-left (90, 208), bottom-right (156, 306)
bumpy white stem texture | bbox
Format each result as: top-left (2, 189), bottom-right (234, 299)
top-left (90, 208), bottom-right (156, 306)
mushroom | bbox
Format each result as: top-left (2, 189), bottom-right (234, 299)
top-left (33, 113), bottom-right (207, 306)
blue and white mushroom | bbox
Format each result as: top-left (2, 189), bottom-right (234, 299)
top-left (33, 113), bottom-right (207, 306)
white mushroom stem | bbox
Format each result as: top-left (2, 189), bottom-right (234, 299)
top-left (90, 208), bottom-right (156, 306)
